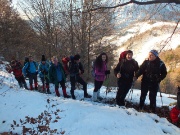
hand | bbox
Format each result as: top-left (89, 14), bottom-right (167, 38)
top-left (133, 77), bottom-right (137, 82)
top-left (105, 70), bottom-right (110, 75)
top-left (117, 73), bottom-right (121, 78)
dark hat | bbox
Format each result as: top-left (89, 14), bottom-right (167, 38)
top-left (150, 50), bottom-right (158, 57)
top-left (41, 55), bottom-right (46, 61)
top-left (74, 54), bottom-right (81, 60)
top-left (11, 60), bottom-right (16, 65)
top-left (126, 50), bottom-right (133, 55)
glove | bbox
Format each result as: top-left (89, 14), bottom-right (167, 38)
top-left (105, 70), bottom-right (110, 75)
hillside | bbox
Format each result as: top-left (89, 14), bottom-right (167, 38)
top-left (0, 62), bottom-right (180, 134)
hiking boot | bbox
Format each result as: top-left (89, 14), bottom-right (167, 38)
top-left (70, 90), bottom-right (76, 99)
top-left (46, 89), bottom-right (51, 94)
top-left (72, 95), bottom-right (76, 99)
top-left (97, 96), bottom-right (103, 101)
top-left (55, 89), bottom-right (60, 97)
top-left (64, 94), bottom-right (71, 98)
top-left (84, 93), bottom-right (92, 98)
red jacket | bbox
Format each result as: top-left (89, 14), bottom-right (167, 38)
top-left (170, 106), bottom-right (180, 123)
top-left (9, 61), bottom-right (23, 78)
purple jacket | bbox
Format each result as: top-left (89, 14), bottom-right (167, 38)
top-left (94, 62), bottom-right (107, 81)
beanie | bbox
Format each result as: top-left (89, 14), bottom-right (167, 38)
top-left (150, 50), bottom-right (158, 57)
top-left (74, 54), bottom-right (81, 60)
top-left (126, 50), bottom-right (133, 55)
top-left (41, 55), bottom-right (46, 61)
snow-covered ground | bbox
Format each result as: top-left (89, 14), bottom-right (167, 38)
top-left (0, 63), bottom-right (180, 135)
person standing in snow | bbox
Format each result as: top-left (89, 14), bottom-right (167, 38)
top-left (6, 60), bottom-right (28, 89)
top-left (22, 55), bottom-right (38, 90)
top-left (69, 54), bottom-right (92, 99)
top-left (92, 52), bottom-right (110, 102)
top-left (48, 56), bottom-right (70, 98)
top-left (134, 50), bottom-right (167, 113)
top-left (114, 50), bottom-right (139, 106)
top-left (38, 55), bottom-right (51, 94)
top-left (170, 86), bottom-right (180, 125)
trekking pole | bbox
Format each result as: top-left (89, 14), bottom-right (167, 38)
top-left (159, 84), bottom-right (165, 116)
top-left (126, 82), bottom-right (135, 106)
top-left (105, 74), bottom-right (110, 96)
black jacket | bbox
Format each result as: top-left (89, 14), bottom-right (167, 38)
top-left (135, 57), bottom-right (167, 83)
top-left (69, 61), bottom-right (84, 77)
top-left (114, 59), bottom-right (139, 82)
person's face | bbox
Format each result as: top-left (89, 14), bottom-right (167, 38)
top-left (29, 57), bottom-right (33, 61)
top-left (42, 61), bottom-right (46, 64)
top-left (126, 53), bottom-right (133, 60)
top-left (148, 52), bottom-right (156, 61)
top-left (75, 59), bottom-right (80, 63)
top-left (102, 55), bottom-right (106, 61)
top-left (52, 57), bottom-right (58, 65)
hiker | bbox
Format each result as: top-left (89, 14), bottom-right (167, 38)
top-left (134, 50), bottom-right (167, 113)
top-left (92, 52), bottom-right (110, 102)
top-left (6, 60), bottom-right (28, 89)
top-left (114, 50), bottom-right (139, 106)
top-left (69, 54), bottom-right (92, 99)
top-left (48, 56), bottom-right (70, 98)
top-left (170, 86), bottom-right (180, 125)
top-left (38, 55), bottom-right (51, 94)
top-left (62, 56), bottom-right (70, 77)
top-left (22, 55), bottom-right (38, 90)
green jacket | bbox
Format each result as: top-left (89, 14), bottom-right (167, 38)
top-left (48, 62), bottom-right (66, 86)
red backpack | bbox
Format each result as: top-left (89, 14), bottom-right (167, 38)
top-left (62, 57), bottom-right (70, 75)
top-left (119, 51), bottom-right (127, 62)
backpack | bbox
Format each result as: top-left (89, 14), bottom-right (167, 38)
top-left (25, 61), bottom-right (37, 77)
top-left (119, 51), bottom-right (127, 62)
top-left (62, 56), bottom-right (70, 74)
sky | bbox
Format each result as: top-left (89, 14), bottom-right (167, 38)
top-left (0, 62), bottom-right (180, 135)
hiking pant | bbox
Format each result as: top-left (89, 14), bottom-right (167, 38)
top-left (29, 73), bottom-right (38, 86)
top-left (40, 76), bottom-right (50, 86)
top-left (139, 81), bottom-right (159, 110)
top-left (55, 80), bottom-right (66, 90)
top-left (116, 81), bottom-right (132, 106)
top-left (15, 75), bottom-right (26, 87)
top-left (70, 75), bottom-right (87, 95)
top-left (94, 80), bottom-right (103, 92)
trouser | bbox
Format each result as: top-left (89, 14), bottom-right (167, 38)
top-left (70, 75), bottom-right (87, 96)
top-left (40, 76), bottom-right (50, 91)
top-left (15, 75), bottom-right (26, 88)
top-left (55, 80), bottom-right (68, 97)
top-left (139, 81), bottom-right (159, 110)
top-left (29, 73), bottom-right (38, 90)
top-left (116, 81), bottom-right (132, 106)
top-left (94, 80), bottom-right (103, 92)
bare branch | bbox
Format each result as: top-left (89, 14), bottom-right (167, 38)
top-left (89, 0), bottom-right (180, 11)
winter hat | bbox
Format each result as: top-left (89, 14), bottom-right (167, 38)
top-left (41, 55), bottom-right (46, 61)
top-left (11, 60), bottom-right (16, 65)
top-left (126, 50), bottom-right (133, 55)
top-left (74, 54), bottom-right (81, 60)
top-left (150, 50), bottom-right (158, 57)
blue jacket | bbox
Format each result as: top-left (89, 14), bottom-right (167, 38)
top-left (22, 61), bottom-right (38, 76)
top-left (38, 61), bottom-right (50, 78)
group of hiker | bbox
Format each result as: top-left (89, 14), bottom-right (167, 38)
top-left (6, 49), bottom-right (180, 125)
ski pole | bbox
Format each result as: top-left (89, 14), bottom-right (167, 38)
top-left (126, 82), bottom-right (135, 106)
